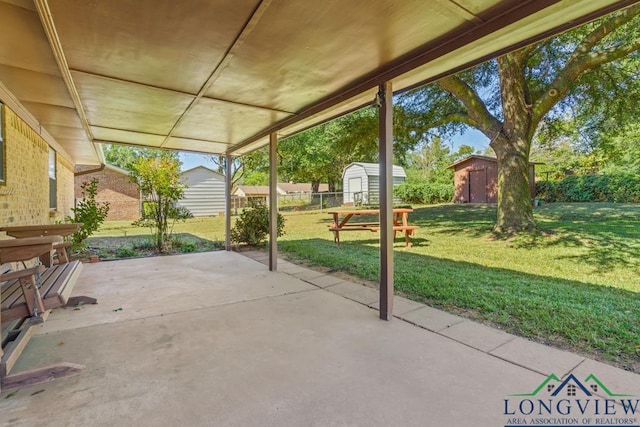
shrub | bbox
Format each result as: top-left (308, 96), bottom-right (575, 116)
top-left (394, 182), bottom-right (454, 204)
top-left (115, 246), bottom-right (139, 258)
top-left (535, 172), bottom-right (640, 203)
top-left (129, 154), bottom-right (192, 252)
top-left (231, 202), bottom-right (285, 246)
top-left (66, 178), bottom-right (110, 250)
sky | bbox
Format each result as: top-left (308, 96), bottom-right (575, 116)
top-left (178, 127), bottom-right (490, 171)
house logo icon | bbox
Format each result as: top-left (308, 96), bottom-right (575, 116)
top-left (503, 373), bottom-right (639, 426)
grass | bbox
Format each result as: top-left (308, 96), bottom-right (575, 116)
top-left (277, 203), bottom-right (640, 371)
top-left (91, 203), bottom-right (640, 371)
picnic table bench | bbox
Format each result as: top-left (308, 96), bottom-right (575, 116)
top-left (0, 236), bottom-right (85, 392)
top-left (327, 208), bottom-right (419, 247)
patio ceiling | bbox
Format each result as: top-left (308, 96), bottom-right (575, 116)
top-left (0, 0), bottom-right (636, 164)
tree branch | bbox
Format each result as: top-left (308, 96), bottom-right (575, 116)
top-left (436, 75), bottom-right (502, 137)
top-left (533, 5), bottom-right (640, 123)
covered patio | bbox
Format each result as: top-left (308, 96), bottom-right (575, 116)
top-left (3, 251), bottom-right (639, 426)
top-left (2, 1), bottom-right (640, 422)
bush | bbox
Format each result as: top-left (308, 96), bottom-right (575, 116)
top-left (394, 182), bottom-right (454, 204)
top-left (231, 202), bottom-right (285, 246)
top-left (115, 246), bottom-right (139, 258)
top-left (536, 172), bottom-right (640, 203)
top-left (66, 178), bottom-right (110, 250)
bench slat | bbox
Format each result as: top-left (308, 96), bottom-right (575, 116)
top-left (1, 261), bottom-right (83, 323)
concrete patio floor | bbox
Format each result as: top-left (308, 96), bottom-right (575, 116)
top-left (1, 251), bottom-right (639, 426)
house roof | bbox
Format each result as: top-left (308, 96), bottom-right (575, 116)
top-left (277, 183), bottom-right (329, 193)
top-left (105, 163), bottom-right (131, 176)
top-left (234, 185), bottom-right (271, 196)
top-left (447, 155), bottom-right (544, 169)
top-left (342, 163), bottom-right (406, 179)
top-left (75, 163), bottom-right (130, 176)
top-left (0, 1), bottom-right (632, 165)
top-left (181, 165), bottom-right (224, 177)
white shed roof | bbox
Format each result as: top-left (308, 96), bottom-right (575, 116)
top-left (343, 162), bottom-right (406, 179)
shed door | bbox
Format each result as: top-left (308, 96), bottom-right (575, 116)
top-left (468, 169), bottom-right (487, 203)
top-left (349, 177), bottom-right (362, 203)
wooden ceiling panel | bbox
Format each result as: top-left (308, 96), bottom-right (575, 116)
top-left (72, 72), bottom-right (195, 135)
top-left (173, 97), bottom-right (292, 144)
top-left (54, 138), bottom-right (101, 165)
top-left (0, 64), bottom-right (74, 108)
top-left (164, 137), bottom-right (229, 154)
top-left (0, 2), bottom-right (59, 75)
top-left (91, 127), bottom-right (166, 147)
top-left (206, 0), bottom-right (476, 113)
top-left (48, 0), bottom-right (261, 94)
top-left (20, 102), bottom-right (84, 129)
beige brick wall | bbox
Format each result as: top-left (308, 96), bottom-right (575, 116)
top-left (0, 105), bottom-right (75, 227)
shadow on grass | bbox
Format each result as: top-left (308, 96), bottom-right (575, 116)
top-left (408, 203), bottom-right (640, 273)
top-left (280, 237), bottom-right (640, 372)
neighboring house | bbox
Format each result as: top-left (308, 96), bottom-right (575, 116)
top-left (342, 162), bottom-right (406, 205)
top-left (233, 185), bottom-right (278, 199)
top-left (75, 164), bottom-right (141, 221)
top-left (177, 166), bottom-right (226, 217)
top-left (447, 155), bottom-right (539, 203)
top-left (277, 183), bottom-right (329, 194)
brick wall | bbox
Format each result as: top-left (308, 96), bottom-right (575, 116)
top-left (0, 105), bottom-right (75, 227)
top-left (75, 166), bottom-right (141, 221)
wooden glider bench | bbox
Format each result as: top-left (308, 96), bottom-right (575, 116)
top-left (0, 236), bottom-right (86, 393)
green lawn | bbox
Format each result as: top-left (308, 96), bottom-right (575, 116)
top-left (93, 203), bottom-right (640, 371)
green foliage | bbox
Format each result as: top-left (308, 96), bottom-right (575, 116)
top-left (394, 182), bottom-right (453, 204)
top-left (129, 154), bottom-right (192, 252)
top-left (230, 202), bottom-right (285, 246)
top-left (536, 172), bottom-right (640, 203)
top-left (103, 144), bottom-right (177, 170)
top-left (115, 245), bottom-right (140, 258)
top-left (66, 178), bottom-right (110, 250)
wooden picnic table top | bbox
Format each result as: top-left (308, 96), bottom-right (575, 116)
top-left (0, 236), bottom-right (63, 264)
top-left (0, 223), bottom-right (82, 238)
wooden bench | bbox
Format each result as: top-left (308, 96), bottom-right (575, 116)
top-left (1, 261), bottom-right (83, 323)
top-left (0, 236), bottom-right (86, 392)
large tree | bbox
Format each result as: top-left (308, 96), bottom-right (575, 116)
top-left (400, 5), bottom-right (640, 233)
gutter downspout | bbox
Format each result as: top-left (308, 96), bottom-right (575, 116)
top-left (74, 163), bottom-right (106, 176)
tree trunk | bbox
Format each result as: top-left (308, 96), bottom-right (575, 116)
top-left (311, 180), bottom-right (320, 193)
top-left (492, 136), bottom-right (536, 234)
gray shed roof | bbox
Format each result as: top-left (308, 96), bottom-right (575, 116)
top-left (342, 162), bottom-right (406, 179)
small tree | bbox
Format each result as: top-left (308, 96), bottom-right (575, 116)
top-left (66, 178), bottom-right (110, 250)
top-left (230, 201), bottom-right (285, 246)
top-left (129, 154), bottom-right (192, 252)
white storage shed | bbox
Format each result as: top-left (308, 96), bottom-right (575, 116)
top-left (342, 162), bottom-right (406, 205)
top-left (178, 166), bottom-right (226, 217)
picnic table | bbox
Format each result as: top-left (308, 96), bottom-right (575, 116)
top-left (327, 208), bottom-right (419, 247)
top-left (0, 223), bottom-right (82, 266)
